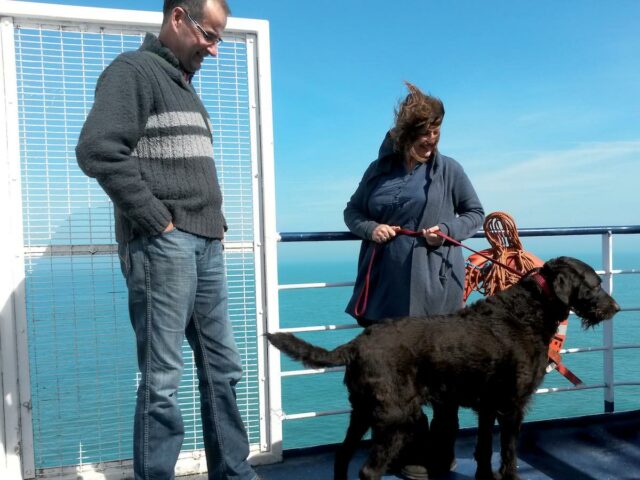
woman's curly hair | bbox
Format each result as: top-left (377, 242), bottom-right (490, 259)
top-left (390, 82), bottom-right (445, 153)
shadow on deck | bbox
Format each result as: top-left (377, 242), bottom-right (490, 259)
top-left (253, 410), bottom-right (640, 480)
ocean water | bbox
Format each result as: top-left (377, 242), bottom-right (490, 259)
top-left (277, 245), bottom-right (640, 450)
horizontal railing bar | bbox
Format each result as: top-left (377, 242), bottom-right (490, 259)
top-left (25, 244), bottom-right (117, 255)
top-left (279, 281), bottom-right (354, 290)
top-left (613, 381), bottom-right (640, 387)
top-left (609, 344), bottom-right (640, 350)
top-left (280, 379), bottom-right (640, 420)
top-left (278, 280), bottom-right (640, 295)
top-left (514, 225), bottom-right (640, 236)
top-left (279, 232), bottom-right (357, 242)
top-left (536, 381), bottom-right (640, 394)
top-left (282, 381), bottom-right (640, 420)
top-left (278, 225), bottom-right (640, 242)
top-left (595, 269), bottom-right (640, 275)
top-left (560, 346), bottom-right (606, 354)
top-left (279, 274), bottom-right (638, 293)
top-left (273, 314), bottom-right (639, 341)
top-left (52, 231), bottom-right (640, 257)
top-left (277, 343), bottom-right (640, 379)
top-left (283, 409), bottom-right (351, 420)
top-left (23, 241), bottom-right (254, 257)
top-left (535, 383), bottom-right (605, 394)
top-left (278, 325), bottom-right (358, 334)
top-left (561, 344), bottom-right (640, 354)
top-left (280, 367), bottom-right (345, 377)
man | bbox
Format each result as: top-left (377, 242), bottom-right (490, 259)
top-left (76, 1), bottom-right (257, 479)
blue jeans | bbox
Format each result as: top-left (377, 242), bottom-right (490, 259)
top-left (119, 230), bottom-right (256, 480)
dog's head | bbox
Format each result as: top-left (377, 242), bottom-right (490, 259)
top-left (540, 256), bottom-right (620, 327)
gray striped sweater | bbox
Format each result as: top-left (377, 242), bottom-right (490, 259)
top-left (76, 33), bottom-right (227, 243)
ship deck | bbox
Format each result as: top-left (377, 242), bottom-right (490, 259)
top-left (250, 409), bottom-right (640, 480)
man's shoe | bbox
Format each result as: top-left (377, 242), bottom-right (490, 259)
top-left (400, 464), bottom-right (429, 480)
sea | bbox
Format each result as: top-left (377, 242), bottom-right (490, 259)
top-left (277, 240), bottom-right (640, 450)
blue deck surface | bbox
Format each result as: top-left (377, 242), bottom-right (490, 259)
top-left (253, 410), bottom-right (640, 480)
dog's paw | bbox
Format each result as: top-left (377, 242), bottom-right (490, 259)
top-left (359, 465), bottom-right (384, 480)
top-left (496, 465), bottom-right (522, 480)
top-left (496, 474), bottom-right (521, 480)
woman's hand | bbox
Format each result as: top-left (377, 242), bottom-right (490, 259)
top-left (372, 224), bottom-right (399, 244)
top-left (422, 225), bottom-right (444, 247)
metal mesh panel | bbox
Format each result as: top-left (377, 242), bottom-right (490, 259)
top-left (195, 35), bottom-right (253, 243)
top-left (14, 22), bottom-right (260, 471)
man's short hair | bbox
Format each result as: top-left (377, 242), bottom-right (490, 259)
top-left (163, 0), bottom-right (231, 21)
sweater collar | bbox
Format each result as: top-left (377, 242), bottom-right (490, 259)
top-left (140, 33), bottom-right (194, 83)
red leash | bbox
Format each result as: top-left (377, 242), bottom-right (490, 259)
top-left (433, 230), bottom-right (524, 277)
top-left (354, 228), bottom-right (550, 317)
top-left (353, 246), bottom-right (378, 317)
top-left (354, 229), bottom-right (422, 316)
top-left (435, 229), bottom-right (554, 298)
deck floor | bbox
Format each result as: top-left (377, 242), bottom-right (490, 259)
top-left (250, 410), bottom-right (640, 480)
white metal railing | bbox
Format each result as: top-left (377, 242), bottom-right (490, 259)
top-left (272, 228), bottom-right (640, 423)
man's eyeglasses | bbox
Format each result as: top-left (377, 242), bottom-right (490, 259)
top-left (184, 9), bottom-right (223, 45)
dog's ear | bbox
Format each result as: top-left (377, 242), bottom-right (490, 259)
top-left (551, 270), bottom-right (572, 305)
top-left (543, 257), bottom-right (575, 305)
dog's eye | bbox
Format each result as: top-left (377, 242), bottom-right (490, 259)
top-left (582, 287), bottom-right (596, 299)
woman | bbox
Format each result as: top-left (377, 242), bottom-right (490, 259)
top-left (344, 82), bottom-right (484, 478)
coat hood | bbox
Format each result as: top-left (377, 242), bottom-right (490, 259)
top-left (378, 131), bottom-right (396, 161)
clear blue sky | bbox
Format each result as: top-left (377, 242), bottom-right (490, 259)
top-left (20, 0), bottom-right (640, 239)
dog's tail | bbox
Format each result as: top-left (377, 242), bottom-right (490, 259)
top-left (266, 332), bottom-right (353, 368)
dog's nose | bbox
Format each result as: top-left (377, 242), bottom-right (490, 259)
top-left (614, 301), bottom-right (621, 312)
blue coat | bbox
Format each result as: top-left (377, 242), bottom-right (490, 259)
top-left (344, 133), bottom-right (485, 323)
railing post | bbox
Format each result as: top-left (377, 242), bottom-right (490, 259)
top-left (251, 22), bottom-right (283, 463)
top-left (1, 14), bottom-right (34, 480)
top-left (602, 231), bottom-right (614, 413)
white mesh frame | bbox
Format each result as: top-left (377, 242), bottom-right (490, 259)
top-left (0, 2), bottom-right (280, 479)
